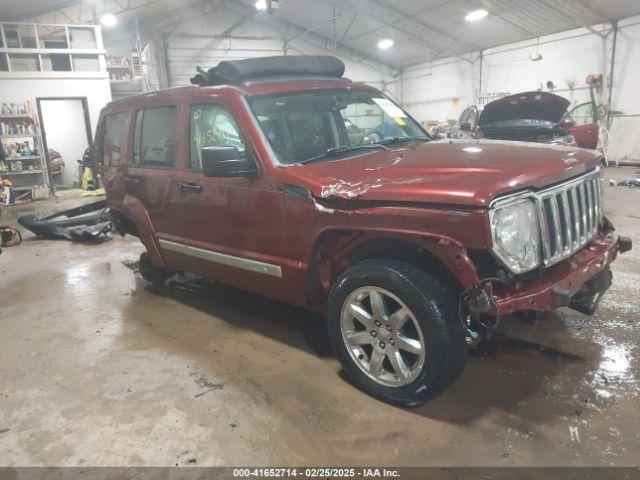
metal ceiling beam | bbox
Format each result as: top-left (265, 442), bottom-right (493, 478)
top-left (285, 14), bottom-right (341, 43)
top-left (221, 10), bottom-right (256, 36)
top-left (345, 0), bottom-right (454, 46)
top-left (338, 0), bottom-right (478, 61)
top-left (104, 0), bottom-right (217, 44)
top-left (340, 14), bottom-right (357, 43)
top-left (221, 0), bottom-right (399, 75)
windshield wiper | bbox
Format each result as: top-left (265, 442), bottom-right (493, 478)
top-left (377, 136), bottom-right (429, 146)
top-left (300, 144), bottom-right (388, 165)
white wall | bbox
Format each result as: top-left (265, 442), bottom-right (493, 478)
top-left (402, 58), bottom-right (474, 123)
top-left (1, 77), bottom-right (111, 137)
top-left (1, 77), bottom-right (111, 184)
top-left (401, 15), bottom-right (640, 163)
top-left (480, 29), bottom-right (603, 107)
top-left (608, 15), bottom-right (640, 163)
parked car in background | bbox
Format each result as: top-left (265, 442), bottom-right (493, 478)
top-left (563, 101), bottom-right (599, 149)
top-left (98, 56), bottom-right (630, 406)
top-left (451, 91), bottom-right (595, 148)
top-left (47, 148), bottom-right (65, 182)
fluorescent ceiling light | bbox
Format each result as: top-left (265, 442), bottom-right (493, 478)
top-left (100, 13), bottom-right (117, 27)
top-left (255, 0), bottom-right (267, 10)
top-left (465, 9), bottom-right (488, 22)
top-left (377, 38), bottom-right (394, 49)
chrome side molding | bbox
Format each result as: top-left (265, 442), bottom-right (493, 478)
top-left (158, 239), bottom-right (283, 278)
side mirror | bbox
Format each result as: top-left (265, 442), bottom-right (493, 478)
top-left (201, 147), bottom-right (257, 177)
top-left (459, 122), bottom-right (472, 132)
top-left (562, 116), bottom-right (576, 128)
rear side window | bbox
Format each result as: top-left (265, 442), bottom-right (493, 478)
top-left (189, 103), bottom-right (245, 170)
top-left (133, 106), bottom-right (177, 167)
top-left (102, 112), bottom-right (128, 167)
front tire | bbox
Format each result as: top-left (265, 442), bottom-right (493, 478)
top-left (327, 259), bottom-right (467, 407)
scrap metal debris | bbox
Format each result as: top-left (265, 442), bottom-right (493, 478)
top-left (0, 226), bottom-right (21, 247)
top-left (18, 199), bottom-right (112, 243)
top-left (0, 226), bottom-right (22, 255)
top-left (609, 172), bottom-right (640, 188)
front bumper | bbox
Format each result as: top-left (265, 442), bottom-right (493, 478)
top-left (489, 230), bottom-right (629, 316)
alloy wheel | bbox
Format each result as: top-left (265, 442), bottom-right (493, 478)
top-left (340, 286), bottom-right (426, 387)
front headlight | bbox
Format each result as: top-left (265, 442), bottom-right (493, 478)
top-left (490, 198), bottom-right (540, 274)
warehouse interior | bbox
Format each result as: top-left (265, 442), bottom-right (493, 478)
top-left (1, 0), bottom-right (640, 474)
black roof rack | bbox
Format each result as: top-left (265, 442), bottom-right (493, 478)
top-left (190, 55), bottom-right (345, 87)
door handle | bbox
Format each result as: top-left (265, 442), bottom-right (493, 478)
top-left (122, 175), bottom-right (141, 186)
top-left (178, 181), bottom-right (203, 193)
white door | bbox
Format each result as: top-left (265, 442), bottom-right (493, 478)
top-left (39, 98), bottom-right (91, 188)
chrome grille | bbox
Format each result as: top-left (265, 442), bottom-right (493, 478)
top-left (537, 170), bottom-right (601, 266)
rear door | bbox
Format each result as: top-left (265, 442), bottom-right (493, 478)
top-left (566, 102), bottom-right (598, 149)
top-left (124, 104), bottom-right (181, 237)
top-left (97, 111), bottom-right (130, 211)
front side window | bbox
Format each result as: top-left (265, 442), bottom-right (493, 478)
top-left (249, 89), bottom-right (427, 165)
top-left (102, 112), bottom-right (128, 167)
top-left (133, 106), bottom-right (176, 167)
top-left (189, 103), bottom-right (246, 170)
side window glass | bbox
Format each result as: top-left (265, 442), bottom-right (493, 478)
top-left (102, 112), bottom-right (127, 167)
top-left (189, 103), bottom-right (245, 170)
top-left (570, 103), bottom-right (594, 126)
top-left (132, 106), bottom-right (176, 167)
top-left (459, 108), bottom-right (469, 124)
top-left (133, 110), bottom-right (142, 163)
top-left (469, 108), bottom-right (477, 127)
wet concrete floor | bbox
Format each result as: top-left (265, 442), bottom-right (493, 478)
top-left (0, 168), bottom-right (638, 467)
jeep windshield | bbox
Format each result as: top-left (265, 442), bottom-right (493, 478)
top-left (480, 119), bottom-right (558, 129)
top-left (248, 89), bottom-right (429, 165)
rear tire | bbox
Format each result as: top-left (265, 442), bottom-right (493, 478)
top-left (139, 252), bottom-right (172, 286)
top-left (327, 259), bottom-right (467, 407)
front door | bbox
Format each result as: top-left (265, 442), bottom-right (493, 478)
top-left (158, 101), bottom-right (290, 301)
top-left (567, 102), bottom-right (598, 149)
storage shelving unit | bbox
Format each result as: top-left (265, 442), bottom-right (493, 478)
top-left (1, 105), bottom-right (50, 202)
top-left (106, 55), bottom-right (132, 81)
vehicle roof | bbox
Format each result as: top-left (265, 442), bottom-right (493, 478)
top-left (104, 77), bottom-right (379, 113)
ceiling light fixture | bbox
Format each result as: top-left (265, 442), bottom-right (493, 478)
top-left (377, 38), bottom-right (394, 50)
top-left (465, 9), bottom-right (488, 22)
top-left (100, 13), bottom-right (117, 27)
top-left (255, 0), bottom-right (267, 10)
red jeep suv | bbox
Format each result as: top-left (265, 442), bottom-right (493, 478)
top-left (97, 56), bottom-right (630, 406)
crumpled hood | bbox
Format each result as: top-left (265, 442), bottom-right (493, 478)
top-left (479, 91), bottom-right (570, 126)
top-left (279, 139), bottom-right (600, 207)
